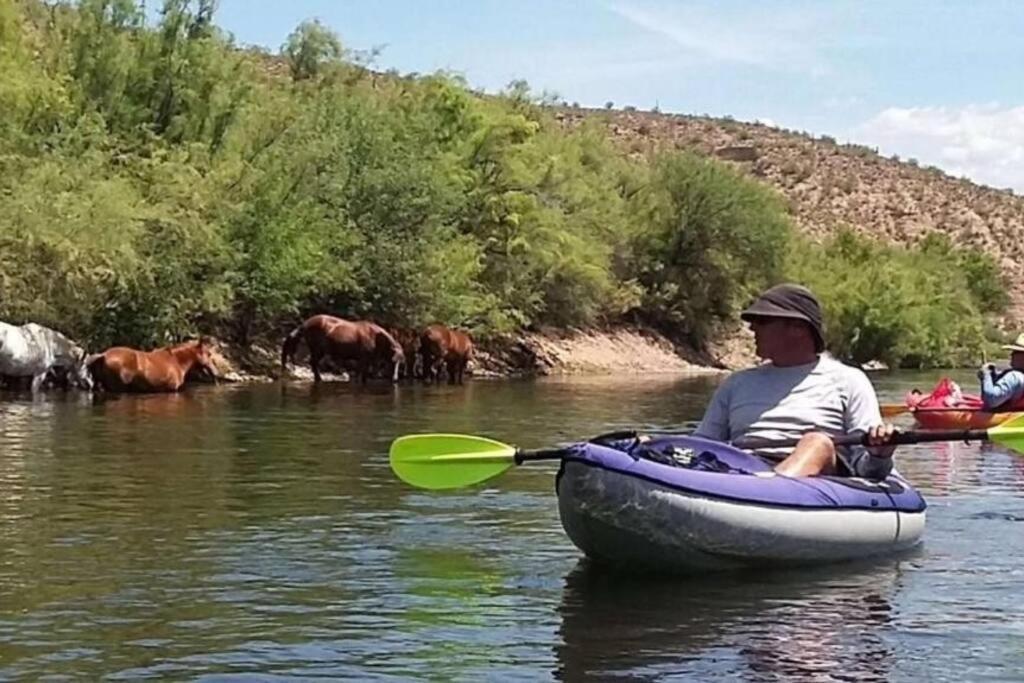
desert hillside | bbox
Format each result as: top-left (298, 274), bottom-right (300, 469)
top-left (558, 108), bottom-right (1024, 321)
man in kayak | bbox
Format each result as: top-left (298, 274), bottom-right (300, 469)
top-left (978, 333), bottom-right (1024, 411)
top-left (694, 283), bottom-right (896, 478)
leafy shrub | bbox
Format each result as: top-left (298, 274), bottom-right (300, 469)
top-left (786, 229), bottom-right (992, 368)
top-left (627, 152), bottom-right (792, 345)
top-left (0, 0), bottom-right (1010, 366)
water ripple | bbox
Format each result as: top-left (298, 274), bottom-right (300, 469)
top-left (1, 376), bottom-right (1023, 680)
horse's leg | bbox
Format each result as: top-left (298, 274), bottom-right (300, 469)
top-left (427, 356), bottom-right (441, 384)
top-left (30, 370), bottom-right (46, 394)
top-left (310, 349), bottom-right (323, 383)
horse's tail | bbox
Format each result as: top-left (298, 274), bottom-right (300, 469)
top-left (281, 326), bottom-right (304, 374)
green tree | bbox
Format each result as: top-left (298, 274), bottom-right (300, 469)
top-left (919, 232), bottom-right (1009, 314)
top-left (628, 152), bottom-right (792, 345)
top-left (0, 0), bottom-right (1009, 364)
top-left (0, 0), bottom-right (72, 149)
top-left (787, 229), bottom-right (989, 368)
top-left (282, 18), bottom-right (343, 81)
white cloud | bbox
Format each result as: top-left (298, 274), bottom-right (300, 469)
top-left (606, 1), bottom-right (837, 75)
top-left (855, 104), bottom-right (1024, 191)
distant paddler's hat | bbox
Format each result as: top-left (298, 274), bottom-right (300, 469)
top-left (1002, 333), bottom-right (1024, 353)
top-left (741, 283), bottom-right (825, 352)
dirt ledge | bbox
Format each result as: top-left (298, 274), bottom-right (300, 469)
top-left (203, 324), bottom-right (752, 383)
top-left (471, 326), bottom-right (732, 378)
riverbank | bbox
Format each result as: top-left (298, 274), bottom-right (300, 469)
top-left (205, 324), bottom-right (746, 383)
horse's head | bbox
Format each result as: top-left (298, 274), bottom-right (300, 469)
top-left (181, 338), bottom-right (220, 382)
top-left (195, 338), bottom-right (221, 381)
top-left (375, 331), bottom-right (405, 383)
top-left (68, 346), bottom-right (94, 390)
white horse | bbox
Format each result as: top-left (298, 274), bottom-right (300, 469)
top-left (0, 322), bottom-right (92, 393)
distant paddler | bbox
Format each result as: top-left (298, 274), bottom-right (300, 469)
top-left (978, 333), bottom-right (1024, 411)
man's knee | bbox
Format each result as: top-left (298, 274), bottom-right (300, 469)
top-left (796, 431), bottom-right (835, 456)
top-left (774, 431), bottom-right (838, 477)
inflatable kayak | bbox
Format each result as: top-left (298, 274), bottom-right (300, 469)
top-left (912, 408), bottom-right (1024, 430)
top-left (555, 434), bottom-right (926, 573)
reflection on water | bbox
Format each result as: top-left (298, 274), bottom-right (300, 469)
top-left (556, 560), bottom-right (901, 682)
top-left (1, 373), bottom-right (1024, 679)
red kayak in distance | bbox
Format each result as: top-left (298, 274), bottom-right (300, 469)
top-left (902, 377), bottom-right (1024, 429)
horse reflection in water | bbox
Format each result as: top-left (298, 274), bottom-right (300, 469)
top-left (0, 322), bottom-right (92, 393)
top-left (92, 391), bottom-right (197, 418)
top-left (554, 560), bottom-right (899, 682)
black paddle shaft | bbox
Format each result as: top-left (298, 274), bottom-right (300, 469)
top-left (514, 429), bottom-right (644, 463)
top-left (515, 428), bottom-right (994, 462)
top-left (738, 428), bottom-right (992, 451)
top-left (831, 428), bottom-right (990, 447)
top-left (515, 447), bottom-right (574, 464)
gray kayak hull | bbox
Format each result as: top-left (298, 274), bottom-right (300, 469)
top-left (556, 458), bottom-right (926, 572)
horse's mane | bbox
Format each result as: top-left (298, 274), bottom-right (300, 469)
top-left (166, 338), bottom-right (206, 351)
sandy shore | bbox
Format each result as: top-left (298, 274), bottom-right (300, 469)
top-left (205, 324), bottom-right (754, 383)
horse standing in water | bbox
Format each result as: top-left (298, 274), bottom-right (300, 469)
top-left (420, 324), bottom-right (474, 385)
top-left (281, 315), bottom-right (404, 384)
top-left (88, 338), bottom-right (219, 393)
top-left (388, 327), bottom-right (422, 380)
top-left (0, 322), bottom-right (92, 393)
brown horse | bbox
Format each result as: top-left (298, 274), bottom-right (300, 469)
top-left (388, 327), bottom-right (422, 380)
top-left (88, 339), bottom-right (218, 393)
top-left (420, 324), bottom-right (474, 385)
top-left (281, 315), bottom-right (404, 384)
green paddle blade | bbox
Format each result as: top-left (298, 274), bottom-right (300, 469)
top-left (988, 413), bottom-right (1024, 454)
top-left (389, 433), bottom-right (519, 490)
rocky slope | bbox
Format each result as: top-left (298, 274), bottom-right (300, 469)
top-left (557, 107), bottom-right (1024, 321)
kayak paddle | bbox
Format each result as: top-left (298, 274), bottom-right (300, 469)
top-left (388, 433), bottom-right (574, 490)
top-left (389, 414), bottom-right (1024, 490)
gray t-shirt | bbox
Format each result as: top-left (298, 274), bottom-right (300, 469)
top-left (694, 354), bottom-right (893, 479)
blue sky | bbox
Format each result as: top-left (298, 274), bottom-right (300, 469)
top-left (211, 1), bottom-right (1024, 191)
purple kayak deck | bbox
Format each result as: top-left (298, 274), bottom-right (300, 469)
top-left (559, 434), bottom-right (926, 512)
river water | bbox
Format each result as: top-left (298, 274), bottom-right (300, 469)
top-left (1, 371), bottom-right (1023, 681)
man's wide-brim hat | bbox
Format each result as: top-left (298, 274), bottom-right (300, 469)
top-left (740, 283), bottom-right (825, 352)
top-left (1003, 333), bottom-right (1024, 353)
